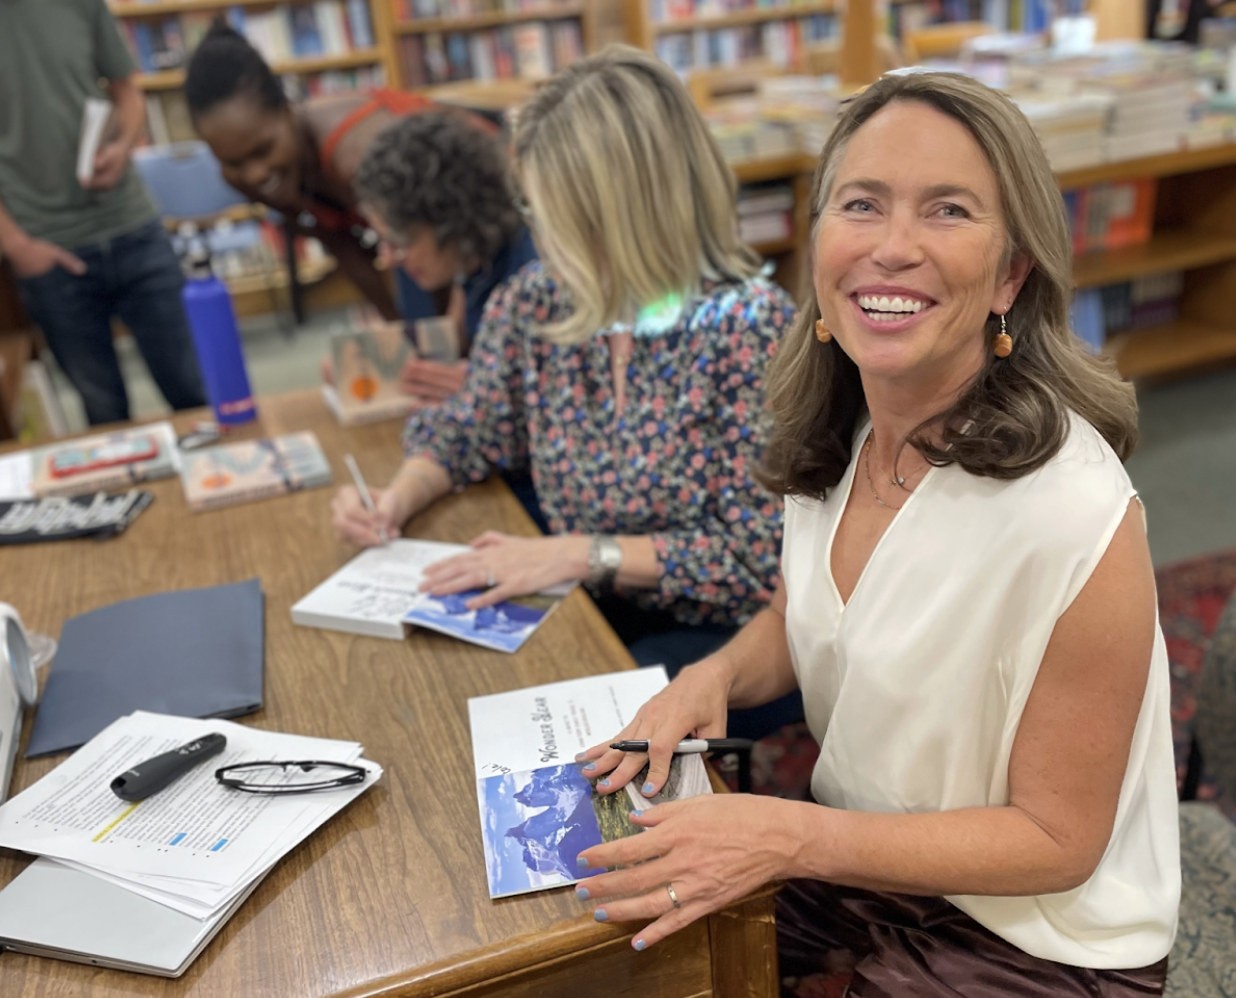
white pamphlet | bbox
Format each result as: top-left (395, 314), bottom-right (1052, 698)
top-left (467, 668), bottom-right (712, 899)
top-left (0, 452), bottom-right (33, 500)
top-left (293, 538), bottom-right (573, 652)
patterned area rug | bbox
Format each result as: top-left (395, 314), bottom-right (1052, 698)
top-left (709, 550), bottom-right (1236, 998)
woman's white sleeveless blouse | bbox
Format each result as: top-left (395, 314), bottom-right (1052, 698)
top-left (783, 413), bottom-right (1180, 968)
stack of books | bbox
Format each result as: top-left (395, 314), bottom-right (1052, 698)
top-left (703, 75), bottom-right (838, 164)
top-left (737, 184), bottom-right (795, 246)
top-left (393, 0), bottom-right (576, 18)
top-left (1012, 93), bottom-right (1111, 172)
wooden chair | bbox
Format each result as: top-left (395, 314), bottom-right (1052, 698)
top-left (1173, 590), bottom-right (1236, 995)
top-left (901, 21), bottom-right (995, 64)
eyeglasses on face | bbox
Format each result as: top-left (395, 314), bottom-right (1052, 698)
top-left (215, 761), bottom-right (368, 794)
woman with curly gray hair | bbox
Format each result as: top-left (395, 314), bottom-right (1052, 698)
top-left (352, 111), bottom-right (536, 401)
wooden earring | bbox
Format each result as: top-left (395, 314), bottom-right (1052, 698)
top-left (815, 319), bottom-right (832, 344)
top-left (994, 312), bottom-right (1012, 358)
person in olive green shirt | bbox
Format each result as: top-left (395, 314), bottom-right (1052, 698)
top-left (0, 0), bottom-right (204, 425)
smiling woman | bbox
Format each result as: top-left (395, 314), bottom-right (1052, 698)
top-left (574, 72), bottom-right (1179, 995)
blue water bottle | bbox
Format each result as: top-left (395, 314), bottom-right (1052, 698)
top-left (180, 237), bottom-right (257, 426)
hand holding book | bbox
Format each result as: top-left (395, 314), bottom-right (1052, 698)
top-left (576, 656), bottom-right (734, 800)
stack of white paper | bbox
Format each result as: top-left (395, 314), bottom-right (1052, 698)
top-left (0, 711), bottom-right (382, 920)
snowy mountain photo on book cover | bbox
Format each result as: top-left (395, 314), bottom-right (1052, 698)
top-left (479, 755), bottom-right (708, 899)
top-left (403, 589), bottom-right (562, 654)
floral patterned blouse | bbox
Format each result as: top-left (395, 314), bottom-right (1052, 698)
top-left (402, 262), bottom-right (794, 627)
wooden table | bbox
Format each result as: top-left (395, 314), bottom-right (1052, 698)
top-left (0, 390), bottom-right (778, 998)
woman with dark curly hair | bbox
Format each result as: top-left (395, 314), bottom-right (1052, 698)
top-left (185, 21), bottom-right (534, 398)
top-left (351, 112), bottom-right (537, 399)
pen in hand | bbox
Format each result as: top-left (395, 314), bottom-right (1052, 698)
top-left (609, 738), bottom-right (755, 754)
top-left (344, 453), bottom-right (389, 544)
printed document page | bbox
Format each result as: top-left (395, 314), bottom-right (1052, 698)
top-left (0, 712), bottom-right (379, 888)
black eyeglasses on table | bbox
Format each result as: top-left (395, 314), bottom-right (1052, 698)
top-left (215, 761), bottom-right (368, 795)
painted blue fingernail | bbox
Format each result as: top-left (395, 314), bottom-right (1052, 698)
top-left (577, 856), bottom-right (590, 870)
top-left (576, 886), bottom-right (590, 900)
top-left (583, 763), bottom-right (596, 771)
top-left (634, 938), bottom-right (647, 951)
top-left (594, 909), bottom-right (608, 922)
top-left (642, 782), bottom-right (655, 795)
top-left (598, 779), bottom-right (610, 788)
top-left (631, 810), bottom-right (644, 818)
top-left (575, 752), bottom-right (586, 760)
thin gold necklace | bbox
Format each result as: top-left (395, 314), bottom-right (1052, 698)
top-left (863, 430), bottom-right (906, 510)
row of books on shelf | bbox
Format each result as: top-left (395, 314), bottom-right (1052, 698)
top-left (393, 0), bottom-right (577, 20)
top-left (397, 20), bottom-right (581, 84)
top-left (141, 68), bottom-right (385, 145)
top-left (119, 1), bottom-right (374, 73)
top-left (229, 1), bottom-right (375, 65)
top-left (649, 0), bottom-right (832, 23)
top-left (888, 0), bottom-right (1051, 37)
top-left (1063, 179), bottom-right (1156, 255)
top-left (654, 14), bottom-right (834, 73)
top-left (1071, 272), bottom-right (1183, 352)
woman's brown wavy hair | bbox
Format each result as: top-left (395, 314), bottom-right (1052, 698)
top-left (758, 72), bottom-right (1138, 501)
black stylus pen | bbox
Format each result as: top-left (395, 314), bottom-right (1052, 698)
top-left (110, 733), bottom-right (228, 802)
top-left (608, 738), bottom-right (755, 754)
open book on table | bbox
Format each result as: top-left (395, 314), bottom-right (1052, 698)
top-left (292, 538), bottom-right (572, 653)
top-left (468, 669), bottom-right (712, 899)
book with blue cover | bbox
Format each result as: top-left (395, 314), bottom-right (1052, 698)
top-left (291, 539), bottom-right (571, 653)
top-left (468, 670), bottom-right (712, 898)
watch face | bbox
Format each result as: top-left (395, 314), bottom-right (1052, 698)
top-left (4, 617), bottom-right (36, 708)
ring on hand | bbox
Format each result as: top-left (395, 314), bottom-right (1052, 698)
top-left (486, 570), bottom-right (496, 588)
top-left (666, 883), bottom-right (682, 910)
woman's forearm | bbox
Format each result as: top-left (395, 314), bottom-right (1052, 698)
top-left (706, 602), bottom-right (799, 709)
top-left (785, 801), bottom-right (1101, 898)
top-left (612, 535), bottom-right (659, 588)
top-left (390, 456), bottom-right (452, 521)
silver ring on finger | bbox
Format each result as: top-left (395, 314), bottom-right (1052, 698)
top-left (666, 883), bottom-right (682, 910)
top-left (486, 570), bottom-right (496, 588)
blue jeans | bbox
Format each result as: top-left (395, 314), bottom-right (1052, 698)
top-left (17, 219), bottom-right (206, 425)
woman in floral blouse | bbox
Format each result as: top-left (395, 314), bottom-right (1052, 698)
top-left (331, 46), bottom-right (799, 734)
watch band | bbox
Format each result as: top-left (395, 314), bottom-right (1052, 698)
top-left (587, 535), bottom-right (623, 587)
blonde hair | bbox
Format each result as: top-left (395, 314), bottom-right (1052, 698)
top-left (759, 72), bottom-right (1138, 498)
top-left (512, 45), bottom-right (761, 344)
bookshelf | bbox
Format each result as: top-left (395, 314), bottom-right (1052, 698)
top-left (388, 0), bottom-right (595, 89)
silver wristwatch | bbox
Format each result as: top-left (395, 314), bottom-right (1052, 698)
top-left (586, 535), bottom-right (623, 587)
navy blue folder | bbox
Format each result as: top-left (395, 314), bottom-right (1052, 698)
top-left (26, 579), bottom-right (264, 758)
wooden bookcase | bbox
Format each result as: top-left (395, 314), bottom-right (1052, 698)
top-left (1063, 145), bottom-right (1236, 380)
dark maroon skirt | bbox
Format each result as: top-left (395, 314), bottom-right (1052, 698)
top-left (777, 879), bottom-right (1168, 997)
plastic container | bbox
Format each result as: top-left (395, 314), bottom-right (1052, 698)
top-left (181, 236), bottom-right (257, 426)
